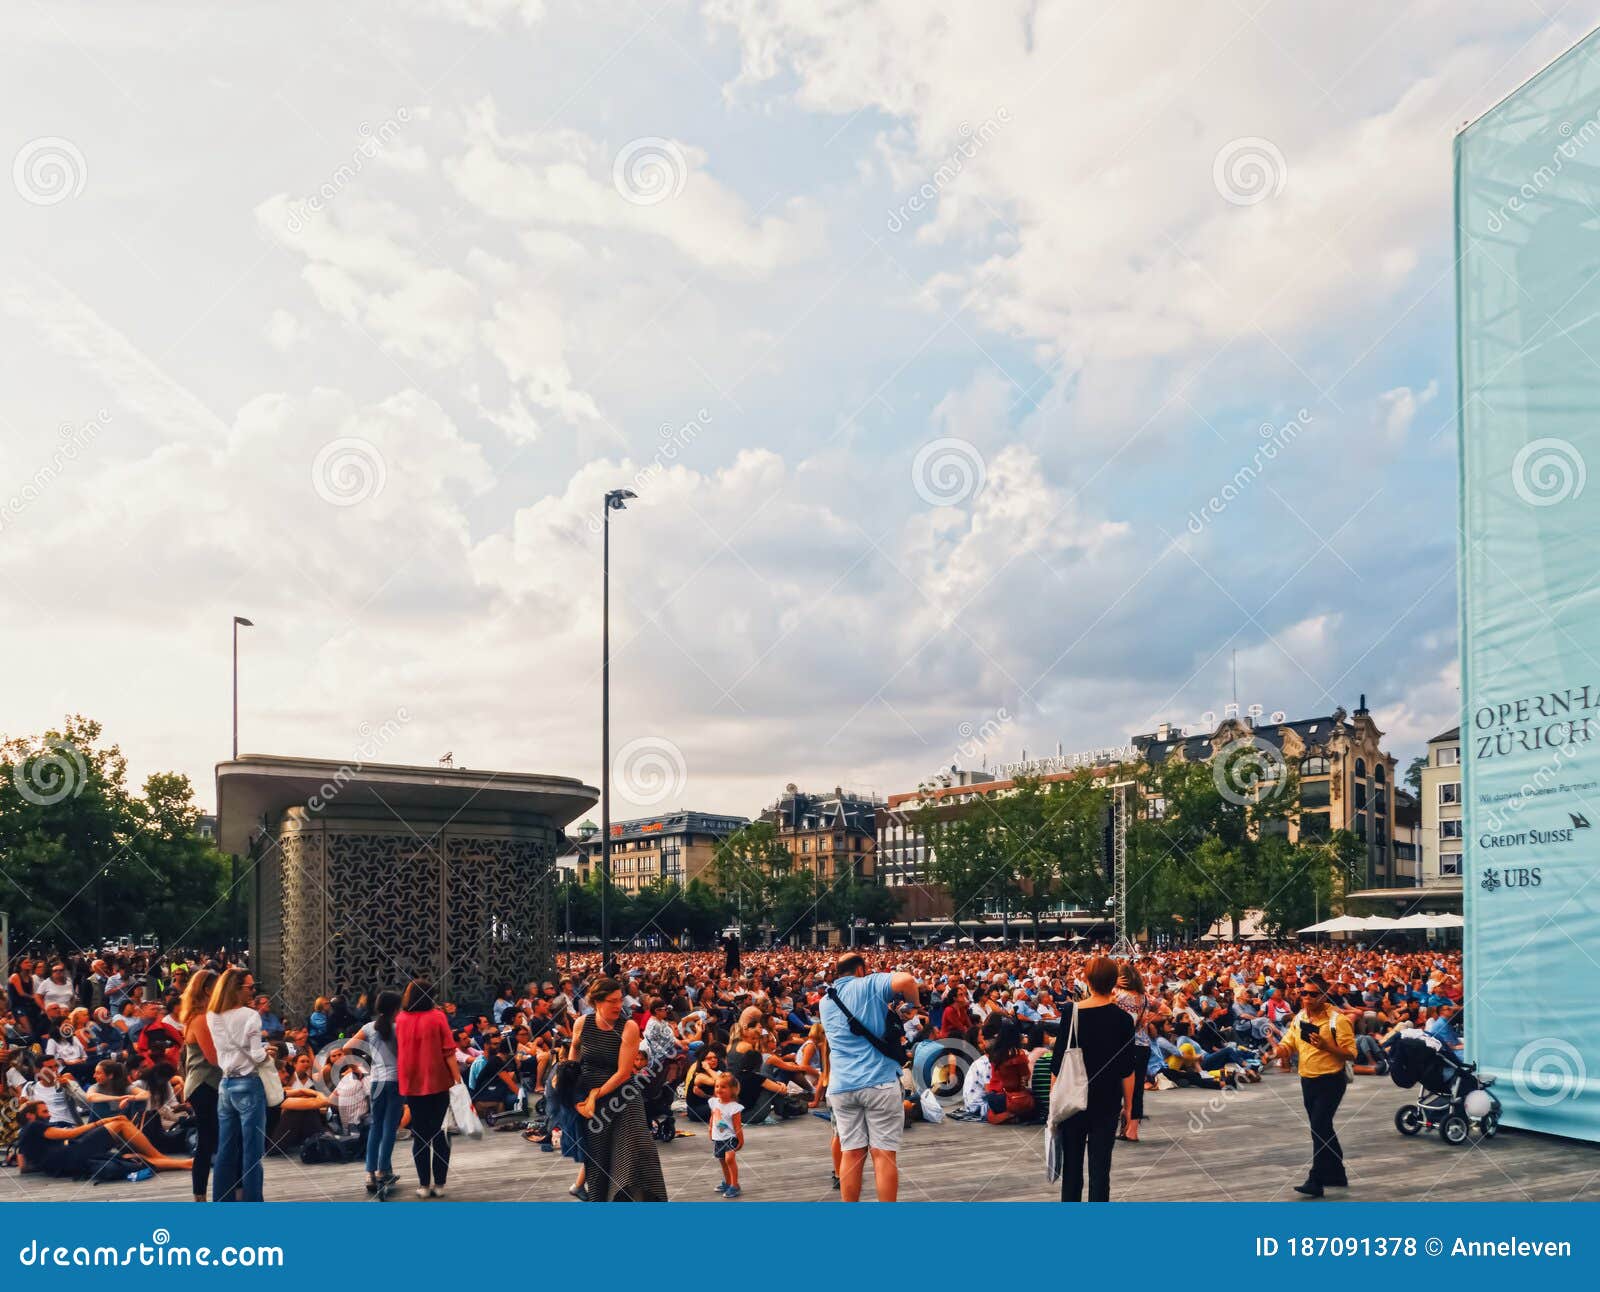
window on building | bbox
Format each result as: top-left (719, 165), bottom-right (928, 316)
top-left (1440, 819), bottom-right (1463, 840)
top-left (1299, 755), bottom-right (1329, 775)
top-left (1355, 782), bottom-right (1367, 809)
top-left (1354, 812), bottom-right (1367, 840)
top-left (1355, 757), bottom-right (1367, 779)
top-left (1440, 782), bottom-right (1461, 806)
top-left (1299, 811), bottom-right (1330, 841)
top-left (1301, 779), bottom-right (1330, 808)
top-left (1374, 764), bottom-right (1386, 784)
top-left (1440, 853), bottom-right (1462, 876)
top-left (1437, 746), bottom-right (1459, 766)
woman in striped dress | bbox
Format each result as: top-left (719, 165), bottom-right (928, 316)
top-left (571, 977), bottom-right (667, 1202)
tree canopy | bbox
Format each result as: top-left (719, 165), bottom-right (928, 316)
top-left (0, 715), bottom-right (233, 954)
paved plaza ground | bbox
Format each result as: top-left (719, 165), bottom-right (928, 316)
top-left (6, 1070), bottom-right (1598, 1203)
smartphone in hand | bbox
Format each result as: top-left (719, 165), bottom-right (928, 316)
top-left (1298, 1019), bottom-right (1318, 1042)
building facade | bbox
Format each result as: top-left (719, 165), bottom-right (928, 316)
top-left (760, 784), bottom-right (881, 882)
top-left (1418, 726), bottom-right (1463, 884)
top-left (570, 811), bottom-right (749, 894)
top-left (1134, 695), bottom-right (1401, 888)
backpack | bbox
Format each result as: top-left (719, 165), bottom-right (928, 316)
top-left (825, 983), bottom-right (908, 1066)
top-left (85, 1151), bottom-right (149, 1183)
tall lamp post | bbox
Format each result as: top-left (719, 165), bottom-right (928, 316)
top-left (232, 616), bottom-right (254, 760)
top-left (600, 489), bottom-right (636, 974)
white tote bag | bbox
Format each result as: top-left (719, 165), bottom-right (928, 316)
top-left (1048, 1003), bottom-right (1089, 1127)
top-left (446, 1082), bottom-right (484, 1138)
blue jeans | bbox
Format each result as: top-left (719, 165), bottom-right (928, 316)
top-left (214, 1074), bottom-right (266, 1202)
top-left (365, 1080), bottom-right (402, 1175)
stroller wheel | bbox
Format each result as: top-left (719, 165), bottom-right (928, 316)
top-left (1394, 1106), bottom-right (1423, 1137)
top-left (1481, 1113), bottom-right (1499, 1139)
top-left (1439, 1113), bottom-right (1470, 1146)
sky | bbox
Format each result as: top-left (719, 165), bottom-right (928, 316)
top-left (1, 1), bottom-right (1590, 821)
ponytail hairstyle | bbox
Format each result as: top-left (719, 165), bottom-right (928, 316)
top-left (373, 989), bottom-right (402, 1043)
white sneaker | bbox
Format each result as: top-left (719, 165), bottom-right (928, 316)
top-left (430, 1185), bottom-right (447, 1198)
top-left (415, 1187), bottom-right (431, 1199)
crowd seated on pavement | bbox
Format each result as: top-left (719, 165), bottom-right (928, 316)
top-left (2, 937), bottom-right (1465, 1190)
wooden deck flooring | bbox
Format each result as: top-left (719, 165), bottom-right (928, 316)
top-left (5, 1071), bottom-right (1598, 1203)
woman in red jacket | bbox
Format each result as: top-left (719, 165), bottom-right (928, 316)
top-left (395, 979), bottom-right (460, 1199)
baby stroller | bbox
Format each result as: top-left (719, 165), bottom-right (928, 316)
top-left (643, 1051), bottom-right (688, 1143)
top-left (1387, 1030), bottom-right (1501, 1145)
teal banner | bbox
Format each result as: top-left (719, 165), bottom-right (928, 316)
top-left (1456, 30), bottom-right (1600, 1140)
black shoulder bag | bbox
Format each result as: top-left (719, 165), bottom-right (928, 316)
top-left (825, 984), bottom-right (908, 1066)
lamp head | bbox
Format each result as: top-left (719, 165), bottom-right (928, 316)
top-left (233, 616), bottom-right (254, 627)
top-left (604, 489), bottom-right (637, 511)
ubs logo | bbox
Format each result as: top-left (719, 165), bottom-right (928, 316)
top-left (1480, 866), bottom-right (1541, 892)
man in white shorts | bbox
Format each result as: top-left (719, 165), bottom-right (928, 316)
top-left (818, 953), bottom-right (919, 1202)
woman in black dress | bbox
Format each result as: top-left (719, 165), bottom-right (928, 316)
top-left (1051, 955), bottom-right (1137, 1202)
top-left (571, 977), bottom-right (667, 1202)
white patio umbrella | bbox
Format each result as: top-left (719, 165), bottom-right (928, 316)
top-left (1069, 933), bottom-right (1087, 943)
top-left (1047, 935), bottom-right (1067, 943)
top-left (1427, 912), bottom-right (1464, 928)
top-left (981, 935), bottom-right (1004, 944)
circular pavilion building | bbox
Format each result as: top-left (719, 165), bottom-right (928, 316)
top-left (216, 755), bottom-right (598, 1017)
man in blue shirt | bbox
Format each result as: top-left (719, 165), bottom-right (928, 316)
top-left (818, 953), bottom-right (919, 1202)
top-left (1425, 1005), bottom-right (1464, 1051)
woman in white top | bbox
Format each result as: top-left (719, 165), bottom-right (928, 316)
top-left (207, 968), bottom-right (268, 1202)
top-left (351, 989), bottom-right (403, 1194)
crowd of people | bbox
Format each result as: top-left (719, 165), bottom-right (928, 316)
top-left (1, 938), bottom-right (1466, 1202)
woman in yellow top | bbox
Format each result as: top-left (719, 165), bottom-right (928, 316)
top-left (1273, 974), bottom-right (1356, 1198)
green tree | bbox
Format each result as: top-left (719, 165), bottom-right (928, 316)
top-left (1404, 755), bottom-right (1426, 796)
top-left (0, 716), bottom-right (231, 952)
top-left (711, 821), bottom-right (791, 938)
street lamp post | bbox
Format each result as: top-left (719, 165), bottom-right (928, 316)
top-left (600, 488), bottom-right (636, 975)
top-left (232, 616), bottom-right (254, 760)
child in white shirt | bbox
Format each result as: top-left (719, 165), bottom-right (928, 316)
top-left (708, 1072), bottom-right (745, 1199)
